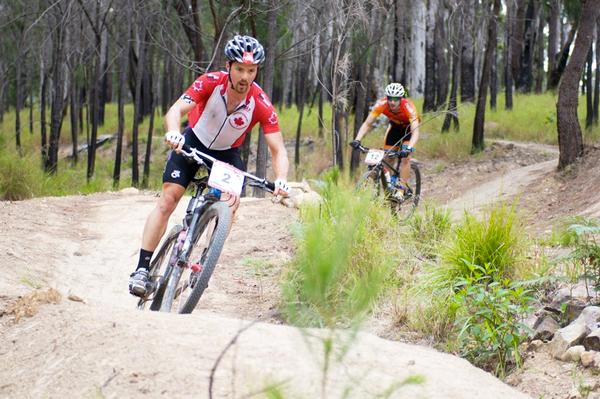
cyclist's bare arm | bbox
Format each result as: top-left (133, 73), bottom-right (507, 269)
top-left (264, 132), bottom-right (290, 196)
top-left (407, 118), bottom-right (420, 148)
top-left (165, 95), bottom-right (197, 135)
top-left (355, 113), bottom-right (378, 141)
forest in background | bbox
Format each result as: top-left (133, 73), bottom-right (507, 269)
top-left (0, 0), bottom-right (599, 191)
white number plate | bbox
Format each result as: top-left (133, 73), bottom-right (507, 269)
top-left (208, 161), bottom-right (245, 196)
top-left (364, 149), bottom-right (384, 165)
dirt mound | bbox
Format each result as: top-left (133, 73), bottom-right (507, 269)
top-left (0, 189), bottom-right (530, 398)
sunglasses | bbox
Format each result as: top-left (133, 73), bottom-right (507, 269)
top-left (387, 97), bottom-right (401, 102)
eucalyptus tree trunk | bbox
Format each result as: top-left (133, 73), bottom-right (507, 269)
top-left (28, 82), bottom-right (34, 135)
top-left (15, 50), bottom-right (23, 151)
top-left (585, 46), bottom-right (594, 129)
top-left (172, 0), bottom-right (205, 67)
top-left (294, 65), bottom-right (309, 176)
top-left (490, 36), bottom-right (497, 110)
top-left (98, 28), bottom-right (109, 125)
top-left (534, 4), bottom-right (545, 93)
top-left (423, 0), bottom-right (437, 112)
top-left (548, 24), bottom-right (577, 90)
top-left (317, 9), bottom-right (328, 138)
top-left (407, 1), bottom-right (426, 96)
top-left (511, 0), bottom-right (527, 85)
top-left (442, 2), bottom-right (461, 132)
top-left (594, 16), bottom-right (600, 125)
top-left (350, 59), bottom-right (367, 173)
top-left (113, 22), bottom-right (129, 188)
top-left (557, 0), bottom-right (600, 169)
top-left (547, 0), bottom-right (560, 82)
top-left (131, 24), bottom-right (147, 187)
top-left (46, 7), bottom-right (69, 174)
top-left (434, 5), bottom-right (449, 110)
top-left (472, 0), bottom-right (499, 153)
top-left (253, 0), bottom-right (277, 197)
top-left (142, 46), bottom-right (156, 189)
top-left (505, 0), bottom-right (514, 109)
top-left (40, 57), bottom-right (48, 167)
top-left (516, 0), bottom-right (537, 92)
top-left (460, 0), bottom-right (475, 102)
top-left (70, 70), bottom-right (79, 165)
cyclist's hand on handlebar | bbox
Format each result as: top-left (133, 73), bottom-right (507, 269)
top-left (350, 140), bottom-right (361, 149)
top-left (398, 149), bottom-right (411, 158)
top-left (273, 178), bottom-right (291, 197)
top-left (165, 131), bottom-right (185, 152)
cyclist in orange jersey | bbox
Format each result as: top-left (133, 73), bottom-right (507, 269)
top-left (351, 82), bottom-right (420, 188)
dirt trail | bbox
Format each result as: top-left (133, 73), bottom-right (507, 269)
top-left (5, 140), bottom-right (599, 398)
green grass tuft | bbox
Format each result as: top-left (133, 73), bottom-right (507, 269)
top-left (281, 169), bottom-right (397, 327)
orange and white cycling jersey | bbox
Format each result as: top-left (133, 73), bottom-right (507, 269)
top-left (369, 97), bottom-right (420, 128)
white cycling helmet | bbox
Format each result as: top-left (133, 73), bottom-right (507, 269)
top-left (385, 83), bottom-right (405, 98)
top-left (224, 35), bottom-right (266, 65)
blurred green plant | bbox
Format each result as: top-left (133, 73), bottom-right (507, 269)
top-left (408, 202), bottom-right (452, 258)
top-left (450, 265), bottom-right (534, 378)
top-left (282, 168), bottom-right (396, 328)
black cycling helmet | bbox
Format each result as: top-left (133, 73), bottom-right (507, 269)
top-left (224, 35), bottom-right (265, 65)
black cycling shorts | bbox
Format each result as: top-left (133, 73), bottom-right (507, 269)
top-left (162, 127), bottom-right (245, 188)
top-left (384, 122), bottom-right (411, 148)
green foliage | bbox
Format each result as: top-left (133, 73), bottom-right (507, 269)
top-left (407, 203), bottom-right (532, 361)
top-left (281, 169), bottom-right (396, 327)
top-left (408, 202), bottom-right (452, 258)
top-left (0, 152), bottom-right (40, 200)
top-left (451, 276), bottom-right (534, 378)
top-left (548, 216), bottom-right (600, 247)
top-left (417, 93), bottom-right (600, 161)
top-left (432, 203), bottom-right (525, 290)
top-left (564, 221), bottom-right (600, 292)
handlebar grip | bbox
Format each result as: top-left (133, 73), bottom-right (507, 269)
top-left (265, 181), bottom-right (275, 192)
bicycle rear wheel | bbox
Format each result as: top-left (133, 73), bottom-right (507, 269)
top-left (162, 201), bottom-right (232, 314)
top-left (136, 224), bottom-right (183, 311)
top-left (390, 163), bottom-right (421, 220)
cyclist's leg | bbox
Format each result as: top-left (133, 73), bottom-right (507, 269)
top-left (400, 137), bottom-right (412, 183)
top-left (383, 124), bottom-right (403, 176)
top-left (144, 128), bottom-right (200, 252)
top-left (129, 129), bottom-right (199, 296)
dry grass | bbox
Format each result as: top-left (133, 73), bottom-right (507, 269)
top-left (2, 288), bottom-right (62, 323)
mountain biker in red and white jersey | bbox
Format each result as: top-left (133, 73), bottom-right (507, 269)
top-left (351, 83), bottom-right (420, 193)
top-left (129, 35), bottom-right (290, 297)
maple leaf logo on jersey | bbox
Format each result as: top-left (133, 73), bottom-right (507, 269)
top-left (228, 112), bottom-right (249, 130)
top-left (192, 80), bottom-right (203, 92)
top-left (268, 111), bottom-right (278, 125)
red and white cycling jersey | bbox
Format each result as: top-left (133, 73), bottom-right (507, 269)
top-left (184, 71), bottom-right (280, 150)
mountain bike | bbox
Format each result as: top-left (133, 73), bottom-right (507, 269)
top-left (354, 143), bottom-right (421, 219)
top-left (136, 144), bottom-right (275, 314)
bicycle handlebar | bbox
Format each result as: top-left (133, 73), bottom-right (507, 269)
top-left (351, 143), bottom-right (410, 159)
top-left (179, 144), bottom-right (275, 193)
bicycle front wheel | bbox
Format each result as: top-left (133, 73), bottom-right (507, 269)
top-left (171, 201), bottom-right (232, 314)
top-left (390, 163), bottom-right (421, 220)
top-left (356, 168), bottom-right (383, 199)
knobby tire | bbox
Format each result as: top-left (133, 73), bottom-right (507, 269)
top-left (160, 201), bottom-right (232, 314)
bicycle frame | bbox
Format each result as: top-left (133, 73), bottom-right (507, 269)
top-left (148, 145), bottom-right (276, 313)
